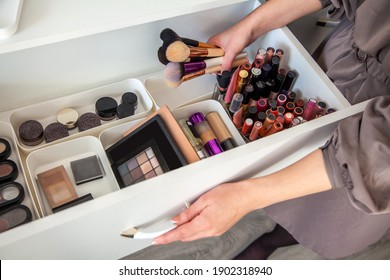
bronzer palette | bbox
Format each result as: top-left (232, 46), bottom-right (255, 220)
top-left (106, 114), bottom-right (187, 188)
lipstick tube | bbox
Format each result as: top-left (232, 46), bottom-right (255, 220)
top-left (236, 69), bottom-right (249, 94)
top-left (249, 121), bottom-right (262, 141)
top-left (293, 106), bottom-right (304, 117)
top-left (255, 48), bottom-right (267, 67)
top-left (189, 112), bottom-right (223, 156)
top-left (285, 101), bottom-right (295, 112)
top-left (257, 98), bottom-right (268, 112)
top-left (277, 94), bottom-right (287, 107)
top-left (283, 112), bottom-right (294, 128)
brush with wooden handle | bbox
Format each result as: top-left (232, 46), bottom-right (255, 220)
top-left (166, 41), bottom-right (225, 62)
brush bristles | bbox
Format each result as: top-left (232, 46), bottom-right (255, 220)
top-left (166, 41), bottom-right (191, 62)
top-left (120, 227), bottom-right (138, 238)
top-left (160, 28), bottom-right (181, 44)
top-left (157, 45), bottom-right (169, 65)
top-left (164, 62), bottom-right (184, 83)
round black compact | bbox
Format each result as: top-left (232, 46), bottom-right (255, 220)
top-left (95, 97), bottom-right (118, 121)
top-left (116, 103), bottom-right (135, 119)
top-left (0, 160), bottom-right (19, 184)
top-left (121, 92), bottom-right (138, 110)
top-left (0, 138), bottom-right (11, 161)
top-left (0, 204), bottom-right (32, 233)
top-left (0, 182), bottom-right (25, 209)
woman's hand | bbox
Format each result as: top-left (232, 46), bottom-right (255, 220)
top-left (153, 181), bottom-right (256, 245)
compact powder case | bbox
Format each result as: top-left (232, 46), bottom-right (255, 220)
top-left (121, 92), bottom-right (138, 110)
top-left (95, 96), bottom-right (118, 121)
top-left (78, 112), bottom-right (102, 132)
top-left (18, 120), bottom-right (44, 146)
top-left (0, 138), bottom-right (11, 161)
top-left (0, 159), bottom-right (19, 184)
top-left (37, 165), bottom-right (78, 209)
top-left (0, 182), bottom-right (25, 209)
top-left (44, 122), bottom-right (69, 143)
top-left (0, 204), bottom-right (32, 233)
top-left (57, 108), bottom-right (79, 129)
top-left (116, 103), bottom-right (135, 119)
top-left (70, 155), bottom-right (104, 185)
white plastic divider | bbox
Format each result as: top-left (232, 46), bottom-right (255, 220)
top-left (8, 78), bottom-right (155, 154)
top-left (0, 0), bottom-right (23, 39)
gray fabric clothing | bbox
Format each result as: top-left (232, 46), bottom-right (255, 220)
top-left (265, 0), bottom-right (390, 259)
top-left (316, 0), bottom-right (390, 104)
top-left (266, 96), bottom-right (390, 259)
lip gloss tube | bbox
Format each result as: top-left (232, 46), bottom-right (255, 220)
top-left (241, 118), bottom-right (253, 136)
top-left (257, 98), bottom-right (268, 112)
top-left (206, 112), bottom-right (236, 151)
top-left (259, 114), bottom-right (276, 137)
top-left (229, 93), bottom-right (244, 116)
top-left (178, 119), bottom-right (206, 159)
top-left (285, 101), bottom-right (295, 112)
top-left (264, 121), bottom-right (284, 137)
top-left (293, 106), bottom-right (304, 117)
top-left (283, 112), bottom-right (294, 127)
top-left (232, 107), bottom-right (243, 128)
top-left (302, 98), bottom-right (318, 121)
top-left (189, 112), bottom-right (223, 156)
top-left (255, 48), bottom-right (267, 66)
top-left (249, 121), bottom-right (262, 141)
top-left (277, 94), bottom-right (287, 107)
top-left (235, 70), bottom-right (249, 94)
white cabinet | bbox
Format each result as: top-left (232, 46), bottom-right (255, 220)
top-left (0, 0), bottom-right (365, 259)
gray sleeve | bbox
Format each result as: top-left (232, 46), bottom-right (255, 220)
top-left (321, 96), bottom-right (390, 214)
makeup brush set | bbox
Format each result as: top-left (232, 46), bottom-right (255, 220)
top-left (158, 28), bottom-right (249, 87)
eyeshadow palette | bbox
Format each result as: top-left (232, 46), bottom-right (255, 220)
top-left (106, 114), bottom-right (187, 188)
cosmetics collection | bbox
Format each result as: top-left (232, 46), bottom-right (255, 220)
top-left (0, 137), bottom-right (32, 233)
top-left (17, 91), bottom-right (139, 147)
top-left (35, 155), bottom-right (104, 213)
top-left (211, 46), bottom-right (336, 142)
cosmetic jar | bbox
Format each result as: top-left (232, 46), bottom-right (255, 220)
top-left (57, 108), bottom-right (79, 129)
top-left (121, 92), bottom-right (138, 110)
top-left (0, 138), bottom-right (11, 161)
top-left (0, 182), bottom-right (25, 209)
top-left (0, 204), bottom-right (32, 233)
top-left (0, 160), bottom-right (18, 184)
top-left (189, 112), bottom-right (223, 156)
top-left (95, 97), bottom-right (118, 121)
top-left (44, 122), bottom-right (69, 143)
top-left (78, 112), bottom-right (102, 132)
top-left (116, 103), bottom-right (135, 119)
top-left (18, 120), bottom-right (44, 146)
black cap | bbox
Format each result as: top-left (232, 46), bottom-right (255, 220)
top-left (217, 70), bottom-right (232, 89)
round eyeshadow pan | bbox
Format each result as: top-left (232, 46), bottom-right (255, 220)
top-left (44, 122), bottom-right (69, 143)
top-left (78, 112), bottom-right (102, 132)
top-left (0, 138), bottom-right (11, 161)
top-left (0, 160), bottom-right (18, 184)
top-left (121, 92), bottom-right (138, 109)
top-left (18, 120), bottom-right (44, 146)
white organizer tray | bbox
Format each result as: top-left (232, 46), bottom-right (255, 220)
top-left (99, 100), bottom-right (246, 150)
top-left (0, 121), bottom-right (38, 221)
top-left (143, 27), bottom-right (351, 110)
top-left (25, 136), bottom-right (119, 217)
top-left (0, 0), bottom-right (23, 39)
top-left (9, 78), bottom-right (154, 153)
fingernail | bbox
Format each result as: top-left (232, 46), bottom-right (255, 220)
top-left (170, 219), bottom-right (178, 224)
top-left (152, 240), bottom-right (158, 245)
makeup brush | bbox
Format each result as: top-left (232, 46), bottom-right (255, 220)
top-left (165, 57), bottom-right (249, 88)
top-left (160, 28), bottom-right (217, 48)
top-left (121, 217), bottom-right (176, 239)
top-left (164, 53), bottom-right (247, 80)
top-left (166, 41), bottom-right (225, 62)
